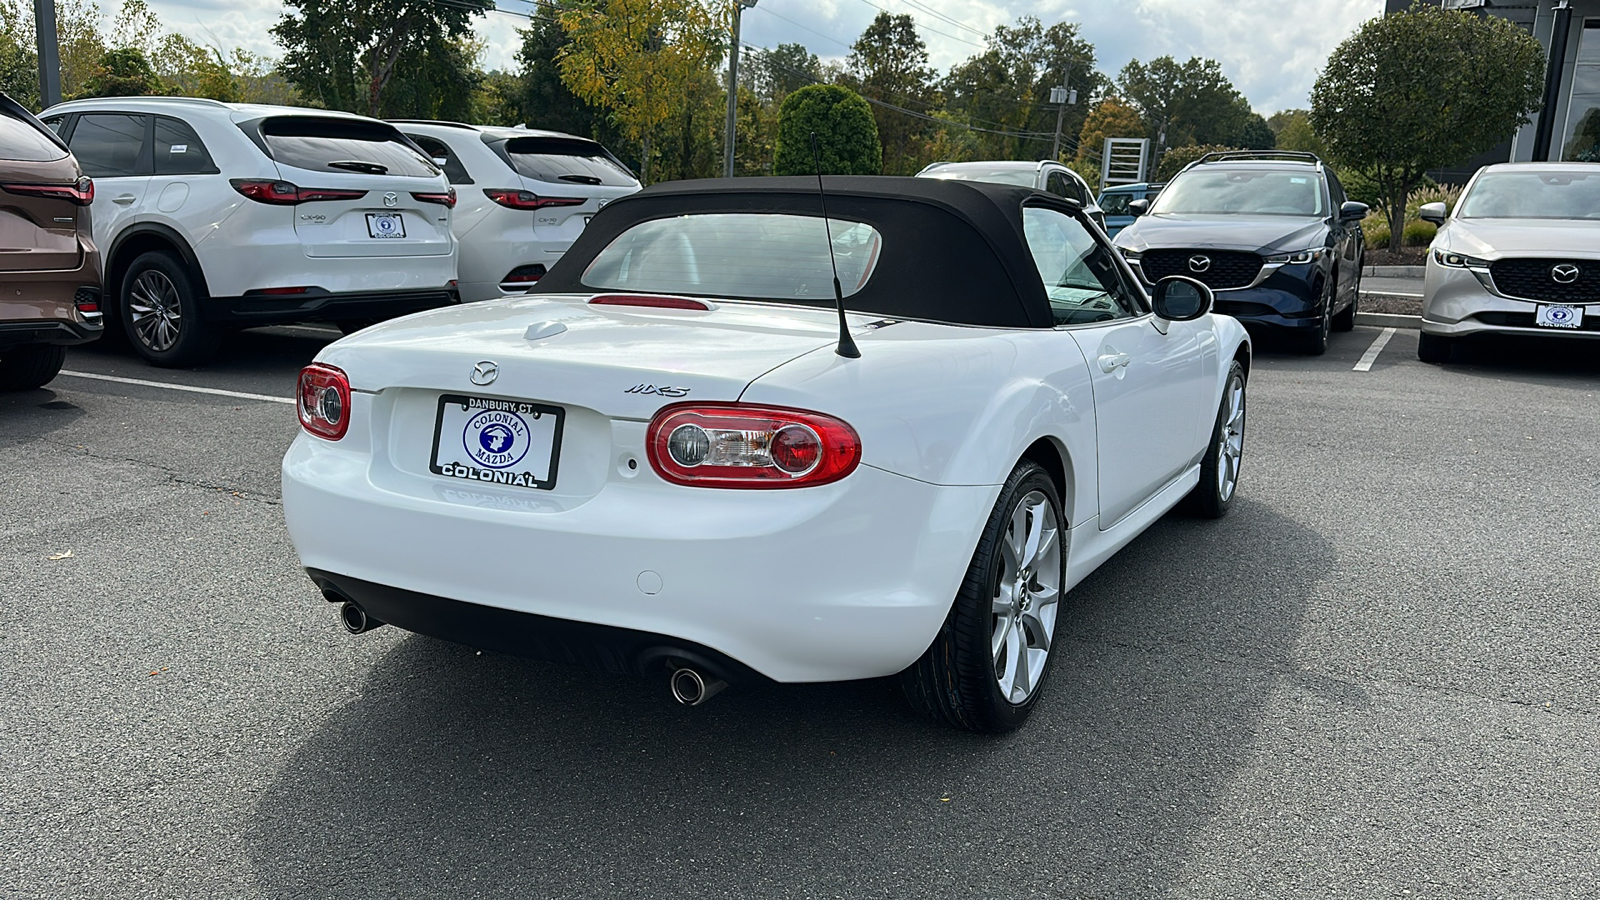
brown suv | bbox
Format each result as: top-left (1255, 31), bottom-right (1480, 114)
top-left (0, 91), bottom-right (102, 391)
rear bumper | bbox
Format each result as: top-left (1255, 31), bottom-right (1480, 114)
top-left (0, 317), bottom-right (102, 350)
top-left (310, 569), bottom-right (770, 686)
top-left (0, 283), bottom-right (103, 350)
top-left (208, 287), bottom-right (459, 326)
top-left (282, 427), bottom-right (995, 683)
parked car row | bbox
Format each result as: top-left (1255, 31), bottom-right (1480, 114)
top-left (0, 92), bottom-right (642, 377)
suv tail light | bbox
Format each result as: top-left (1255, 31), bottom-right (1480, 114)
top-left (501, 264), bottom-right (546, 286)
top-left (412, 188), bottom-right (456, 208)
top-left (298, 363), bottom-right (351, 441)
top-left (646, 403), bottom-right (861, 488)
top-left (484, 189), bottom-right (585, 211)
top-left (2, 176), bottom-right (94, 205)
top-left (232, 179), bottom-right (368, 205)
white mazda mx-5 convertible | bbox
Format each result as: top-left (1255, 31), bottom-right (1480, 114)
top-left (281, 176), bottom-right (1251, 732)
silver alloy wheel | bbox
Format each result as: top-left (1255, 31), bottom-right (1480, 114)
top-left (128, 270), bottom-right (182, 352)
top-left (991, 489), bottom-right (1062, 705)
top-left (1217, 374), bottom-right (1246, 501)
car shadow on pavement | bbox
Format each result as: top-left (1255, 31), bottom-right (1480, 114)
top-left (0, 386), bottom-right (89, 439)
top-left (245, 500), bottom-right (1335, 898)
top-left (1426, 333), bottom-right (1600, 382)
top-left (72, 325), bottom-right (336, 377)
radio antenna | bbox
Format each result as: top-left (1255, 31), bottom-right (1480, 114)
top-left (810, 132), bottom-right (860, 359)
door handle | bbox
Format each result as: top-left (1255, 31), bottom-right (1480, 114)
top-left (1097, 352), bottom-right (1131, 373)
top-left (112, 194), bottom-right (137, 205)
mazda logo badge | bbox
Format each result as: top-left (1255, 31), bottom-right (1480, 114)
top-left (469, 361), bottom-right (499, 386)
top-left (1188, 255), bottom-right (1212, 274)
top-left (1551, 263), bottom-right (1580, 284)
top-left (383, 192), bottom-right (399, 208)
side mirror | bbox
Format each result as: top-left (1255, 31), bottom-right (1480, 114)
top-left (1418, 201), bottom-right (1447, 225)
top-left (1339, 200), bottom-right (1369, 222)
top-left (1128, 199), bottom-right (1150, 217)
top-left (1152, 276), bottom-right (1213, 321)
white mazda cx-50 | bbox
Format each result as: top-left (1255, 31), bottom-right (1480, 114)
top-left (394, 121), bottom-right (639, 302)
top-left (40, 97), bottom-right (461, 367)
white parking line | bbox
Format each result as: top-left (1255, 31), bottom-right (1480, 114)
top-left (58, 370), bottom-right (296, 405)
top-left (1353, 328), bottom-right (1398, 372)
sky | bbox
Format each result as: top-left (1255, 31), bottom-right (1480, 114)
top-left (137, 0), bottom-right (1386, 116)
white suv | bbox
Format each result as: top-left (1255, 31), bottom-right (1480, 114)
top-left (917, 160), bottom-right (1106, 232)
top-left (40, 98), bottom-right (459, 367)
top-left (394, 122), bottom-right (639, 302)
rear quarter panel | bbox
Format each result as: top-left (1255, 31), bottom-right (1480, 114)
top-left (738, 322), bottom-right (1101, 531)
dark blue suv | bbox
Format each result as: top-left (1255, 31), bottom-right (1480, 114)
top-left (1111, 152), bottom-right (1367, 354)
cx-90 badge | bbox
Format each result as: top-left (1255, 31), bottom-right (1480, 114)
top-left (1551, 263), bottom-right (1580, 284)
top-left (1188, 255), bottom-right (1212, 274)
top-left (470, 360), bottom-right (499, 386)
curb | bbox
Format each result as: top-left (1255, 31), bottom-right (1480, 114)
top-left (1362, 265), bottom-right (1425, 277)
top-left (1355, 312), bottom-right (1422, 329)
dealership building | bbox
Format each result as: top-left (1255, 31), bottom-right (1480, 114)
top-left (1390, 0), bottom-right (1600, 163)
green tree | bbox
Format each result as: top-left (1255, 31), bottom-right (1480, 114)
top-left (1311, 3), bottom-right (1543, 250)
top-left (509, 6), bottom-right (604, 135)
top-left (1155, 143), bottom-right (1239, 181)
top-left (1, 1), bottom-right (38, 108)
top-left (1075, 94), bottom-right (1143, 177)
top-left (942, 17), bottom-right (1104, 163)
top-left (1119, 56), bottom-right (1255, 153)
top-left (81, 46), bottom-right (158, 97)
top-left (272, 0), bottom-right (490, 117)
top-left (747, 42), bottom-right (820, 104)
top-left (773, 83), bottom-right (880, 176)
top-left (847, 12), bottom-right (936, 175)
top-left (557, 0), bottom-right (728, 184)
top-left (1271, 109), bottom-right (1326, 157)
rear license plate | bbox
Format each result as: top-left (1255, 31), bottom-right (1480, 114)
top-left (366, 212), bottom-right (406, 239)
top-left (1534, 304), bottom-right (1582, 329)
top-left (429, 394), bottom-right (564, 491)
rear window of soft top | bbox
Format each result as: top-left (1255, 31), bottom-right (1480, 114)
top-left (257, 116), bottom-right (438, 178)
top-left (501, 136), bottom-right (634, 186)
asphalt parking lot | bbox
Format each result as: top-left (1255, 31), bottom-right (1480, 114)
top-left (3, 324), bottom-right (1597, 898)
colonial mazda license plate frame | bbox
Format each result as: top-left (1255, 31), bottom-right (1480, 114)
top-left (430, 394), bottom-right (564, 491)
top-left (1534, 304), bottom-right (1583, 329)
top-left (366, 212), bottom-right (406, 239)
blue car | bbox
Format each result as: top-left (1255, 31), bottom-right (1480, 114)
top-left (1097, 182), bottom-right (1164, 238)
top-left (1112, 152), bottom-right (1368, 355)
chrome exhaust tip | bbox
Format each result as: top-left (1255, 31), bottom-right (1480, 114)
top-left (669, 666), bottom-right (727, 706)
top-left (338, 600), bottom-right (384, 635)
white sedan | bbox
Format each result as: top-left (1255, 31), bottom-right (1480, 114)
top-left (281, 176), bottom-right (1251, 732)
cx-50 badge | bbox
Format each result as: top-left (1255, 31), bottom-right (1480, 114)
top-left (1188, 255), bottom-right (1212, 274)
top-left (1551, 263), bottom-right (1580, 284)
top-left (470, 361), bottom-right (499, 386)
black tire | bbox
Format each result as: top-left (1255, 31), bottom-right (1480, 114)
top-left (1331, 271), bottom-right (1357, 332)
top-left (1184, 360), bottom-right (1246, 518)
top-left (900, 460), bottom-right (1066, 733)
top-left (1300, 277), bottom-right (1333, 355)
top-left (1417, 331), bottom-right (1454, 364)
top-left (0, 344), bottom-right (67, 391)
top-left (120, 251), bottom-right (216, 368)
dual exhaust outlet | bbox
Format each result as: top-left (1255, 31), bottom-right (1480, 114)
top-left (331, 596), bottom-right (728, 706)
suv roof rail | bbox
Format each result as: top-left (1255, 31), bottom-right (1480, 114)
top-left (51, 95), bottom-right (236, 110)
top-left (1192, 150), bottom-right (1322, 166)
top-left (388, 119), bottom-right (479, 130)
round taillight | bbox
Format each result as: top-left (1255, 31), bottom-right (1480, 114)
top-left (667, 424), bottom-right (710, 467)
top-left (770, 424), bottom-right (821, 475)
top-left (317, 385), bottom-right (343, 426)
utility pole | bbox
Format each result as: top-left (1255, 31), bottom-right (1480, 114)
top-left (35, 0), bottom-right (63, 109)
top-left (1050, 61), bottom-right (1076, 162)
top-left (723, 0), bottom-right (758, 178)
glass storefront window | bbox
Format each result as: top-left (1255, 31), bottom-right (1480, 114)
top-left (1561, 19), bottom-right (1600, 161)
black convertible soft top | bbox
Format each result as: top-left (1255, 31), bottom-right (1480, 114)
top-left (531, 176), bottom-right (1072, 329)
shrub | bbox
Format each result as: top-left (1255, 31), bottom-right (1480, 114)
top-left (774, 84), bottom-right (881, 176)
top-left (1155, 144), bottom-right (1239, 182)
top-left (1402, 220), bottom-right (1437, 246)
